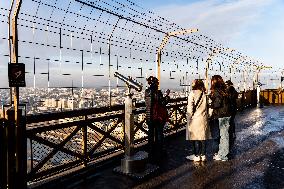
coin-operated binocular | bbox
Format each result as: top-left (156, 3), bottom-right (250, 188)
top-left (113, 72), bottom-right (157, 177)
top-left (114, 72), bottom-right (142, 93)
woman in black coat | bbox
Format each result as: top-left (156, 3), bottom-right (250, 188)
top-left (145, 76), bottom-right (170, 162)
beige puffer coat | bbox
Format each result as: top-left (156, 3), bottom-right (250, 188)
top-left (186, 90), bottom-right (211, 140)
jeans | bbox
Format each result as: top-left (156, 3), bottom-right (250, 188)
top-left (217, 116), bottom-right (230, 160)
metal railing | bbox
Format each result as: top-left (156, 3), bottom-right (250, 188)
top-left (260, 89), bottom-right (284, 104)
top-left (1, 91), bottom-right (256, 187)
top-left (237, 90), bottom-right (257, 109)
top-left (26, 97), bottom-right (187, 184)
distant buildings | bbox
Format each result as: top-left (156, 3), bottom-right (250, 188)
top-left (0, 87), bottom-right (188, 114)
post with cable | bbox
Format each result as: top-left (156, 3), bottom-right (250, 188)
top-left (156, 29), bottom-right (198, 89)
top-left (255, 66), bottom-right (272, 108)
top-left (7, 0), bottom-right (27, 188)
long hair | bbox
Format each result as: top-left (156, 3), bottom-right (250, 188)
top-left (147, 76), bottom-right (159, 90)
top-left (210, 75), bottom-right (227, 95)
top-left (192, 79), bottom-right (206, 92)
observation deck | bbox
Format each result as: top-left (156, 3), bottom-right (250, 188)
top-left (1, 90), bottom-right (283, 189)
top-left (31, 100), bottom-right (284, 189)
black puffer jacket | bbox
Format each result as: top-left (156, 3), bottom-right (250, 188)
top-left (227, 85), bottom-right (238, 113)
top-left (209, 89), bottom-right (231, 119)
top-left (145, 87), bottom-right (169, 122)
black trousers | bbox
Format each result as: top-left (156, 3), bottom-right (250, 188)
top-left (147, 120), bottom-right (165, 161)
top-left (229, 112), bottom-right (236, 150)
top-left (192, 140), bottom-right (206, 156)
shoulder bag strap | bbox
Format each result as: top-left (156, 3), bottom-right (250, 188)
top-left (192, 91), bottom-right (203, 116)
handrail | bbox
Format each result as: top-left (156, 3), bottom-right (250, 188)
top-left (26, 97), bottom-right (187, 124)
top-left (23, 92), bottom-right (257, 185)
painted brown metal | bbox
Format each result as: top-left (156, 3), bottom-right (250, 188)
top-left (23, 92), bottom-right (256, 185)
top-left (260, 89), bottom-right (284, 104)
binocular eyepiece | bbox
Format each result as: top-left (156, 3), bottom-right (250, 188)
top-left (114, 72), bottom-right (143, 92)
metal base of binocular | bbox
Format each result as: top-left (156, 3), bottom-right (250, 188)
top-left (113, 93), bottom-right (158, 178)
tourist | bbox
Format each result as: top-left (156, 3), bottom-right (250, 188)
top-left (225, 80), bottom-right (238, 152)
top-left (209, 75), bottom-right (232, 161)
top-left (145, 76), bottom-right (170, 163)
top-left (186, 79), bottom-right (211, 162)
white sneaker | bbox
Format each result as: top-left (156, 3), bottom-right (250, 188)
top-left (201, 155), bottom-right (207, 161)
top-left (213, 154), bottom-right (227, 161)
top-left (186, 155), bottom-right (200, 161)
top-left (186, 155), bottom-right (196, 160)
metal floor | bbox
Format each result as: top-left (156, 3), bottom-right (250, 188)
top-left (45, 106), bottom-right (284, 189)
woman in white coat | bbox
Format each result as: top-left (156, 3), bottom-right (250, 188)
top-left (186, 79), bottom-right (211, 161)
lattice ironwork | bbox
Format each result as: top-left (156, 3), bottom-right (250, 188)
top-left (26, 98), bottom-right (187, 183)
top-left (24, 89), bottom-right (257, 184)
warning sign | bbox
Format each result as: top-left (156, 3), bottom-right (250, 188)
top-left (8, 63), bottom-right (26, 87)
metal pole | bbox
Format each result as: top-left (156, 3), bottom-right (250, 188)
top-left (8, 0), bottom-right (15, 65)
top-left (124, 93), bottom-right (134, 156)
top-left (0, 108), bottom-right (7, 189)
top-left (107, 18), bottom-right (120, 107)
top-left (281, 78), bottom-right (283, 104)
top-left (156, 29), bottom-right (198, 89)
top-left (11, 0), bottom-right (22, 125)
top-left (205, 50), bottom-right (217, 93)
top-left (6, 109), bottom-right (16, 189)
top-left (81, 50), bottom-right (84, 91)
top-left (108, 41), bottom-right (111, 107)
top-left (33, 57), bottom-right (36, 95)
top-left (10, 2), bottom-right (27, 188)
top-left (157, 51), bottom-right (161, 88)
top-left (205, 48), bottom-right (234, 92)
top-left (205, 49), bottom-right (218, 93)
top-left (205, 57), bottom-right (210, 93)
top-left (8, 0), bottom-right (15, 105)
top-left (281, 71), bottom-right (283, 104)
top-left (243, 69), bottom-right (246, 92)
top-left (16, 108), bottom-right (26, 189)
top-left (256, 70), bottom-right (260, 107)
top-left (47, 60), bottom-right (50, 91)
top-left (82, 115), bottom-right (87, 167)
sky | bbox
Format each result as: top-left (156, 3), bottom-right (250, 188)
top-left (0, 0), bottom-right (283, 89)
top-left (143, 0), bottom-right (284, 70)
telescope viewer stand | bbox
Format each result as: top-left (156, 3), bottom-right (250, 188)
top-left (113, 151), bottom-right (158, 179)
top-left (113, 92), bottom-right (158, 179)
